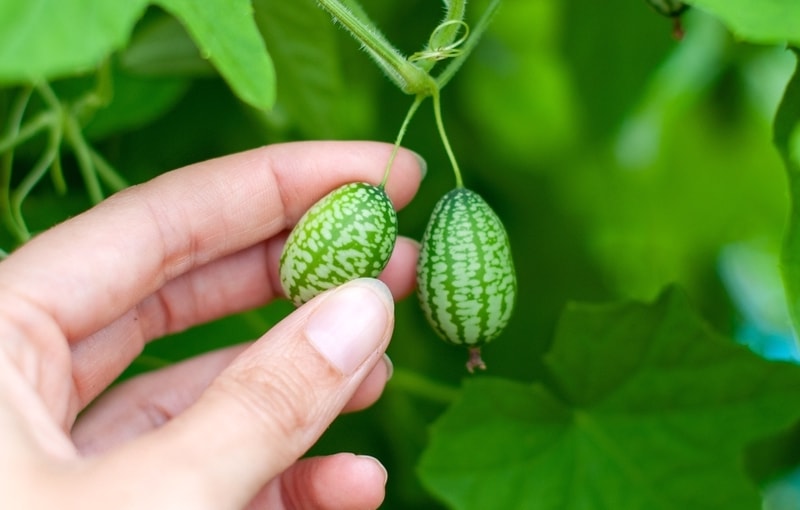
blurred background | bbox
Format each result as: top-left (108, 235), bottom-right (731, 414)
top-left (2, 0), bottom-right (798, 507)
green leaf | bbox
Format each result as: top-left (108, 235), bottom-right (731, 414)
top-left (685, 0), bottom-right (800, 46)
top-left (153, 0), bottom-right (276, 110)
top-left (0, 0), bottom-right (149, 83)
top-left (418, 289), bottom-right (800, 510)
top-left (253, 0), bottom-right (346, 139)
top-left (120, 13), bottom-right (215, 77)
top-left (83, 65), bottom-right (189, 140)
top-left (775, 52), bottom-right (800, 337)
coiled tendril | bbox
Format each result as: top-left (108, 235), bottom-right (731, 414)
top-left (409, 20), bottom-right (470, 63)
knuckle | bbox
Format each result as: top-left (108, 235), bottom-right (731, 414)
top-left (214, 354), bottom-right (330, 443)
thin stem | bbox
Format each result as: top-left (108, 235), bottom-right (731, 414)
top-left (2, 86), bottom-right (34, 147)
top-left (49, 148), bottom-right (67, 195)
top-left (73, 59), bottom-right (114, 122)
top-left (380, 95), bottom-right (426, 188)
top-left (64, 113), bottom-right (103, 204)
top-left (435, 0), bottom-right (468, 48)
top-left (1, 87), bottom-right (35, 243)
top-left (35, 81), bottom-right (61, 111)
top-left (415, 0), bottom-right (468, 73)
top-left (90, 147), bottom-right (128, 192)
top-left (432, 89), bottom-right (463, 188)
top-left (435, 0), bottom-right (501, 90)
top-left (317, 0), bottom-right (434, 94)
top-left (388, 367), bottom-right (460, 405)
top-left (11, 124), bottom-right (62, 240)
top-left (0, 111), bottom-right (55, 154)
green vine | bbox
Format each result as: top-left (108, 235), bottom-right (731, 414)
top-left (316, 0), bottom-right (436, 95)
top-left (380, 95), bottom-right (426, 188)
top-left (0, 69), bottom-right (128, 251)
top-left (432, 89), bottom-right (464, 188)
top-left (316, 0), bottom-right (497, 187)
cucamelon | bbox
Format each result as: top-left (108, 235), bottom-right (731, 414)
top-left (279, 182), bottom-right (398, 306)
top-left (416, 187), bottom-right (516, 371)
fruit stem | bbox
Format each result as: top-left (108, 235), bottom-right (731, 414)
top-left (380, 94), bottom-right (425, 189)
top-left (466, 347), bottom-right (487, 373)
top-left (432, 88), bottom-right (464, 188)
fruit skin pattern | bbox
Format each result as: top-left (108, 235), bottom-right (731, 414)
top-left (417, 188), bottom-right (516, 348)
top-left (280, 182), bottom-right (398, 306)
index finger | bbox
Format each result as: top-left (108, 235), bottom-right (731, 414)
top-left (0, 142), bottom-right (424, 342)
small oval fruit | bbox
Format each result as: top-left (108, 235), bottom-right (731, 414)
top-left (416, 187), bottom-right (516, 371)
top-left (279, 182), bottom-right (398, 306)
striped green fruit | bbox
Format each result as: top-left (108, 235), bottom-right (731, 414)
top-left (279, 182), bottom-right (398, 306)
top-left (416, 188), bottom-right (516, 371)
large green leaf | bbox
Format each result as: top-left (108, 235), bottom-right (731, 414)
top-left (0, 0), bottom-right (148, 83)
top-left (252, 0), bottom-right (345, 139)
top-left (83, 66), bottom-right (189, 140)
top-left (153, 0), bottom-right (276, 110)
top-left (418, 289), bottom-right (800, 510)
top-left (120, 13), bottom-right (215, 77)
top-left (775, 54), bottom-right (800, 337)
top-left (686, 0), bottom-right (800, 45)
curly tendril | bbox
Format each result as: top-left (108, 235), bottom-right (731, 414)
top-left (409, 20), bottom-right (470, 63)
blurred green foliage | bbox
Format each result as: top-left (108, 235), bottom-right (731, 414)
top-left (2, 0), bottom-right (800, 508)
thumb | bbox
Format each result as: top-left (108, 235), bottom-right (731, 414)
top-left (95, 278), bottom-right (394, 509)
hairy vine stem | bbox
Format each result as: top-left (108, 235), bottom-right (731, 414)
top-left (316, 0), bottom-right (435, 95)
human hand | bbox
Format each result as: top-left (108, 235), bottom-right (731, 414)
top-left (0, 142), bottom-right (424, 509)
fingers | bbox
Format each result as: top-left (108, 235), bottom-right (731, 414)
top-left (69, 236), bottom-right (417, 407)
top-left (88, 278), bottom-right (394, 508)
top-left (72, 345), bottom-right (244, 455)
top-left (71, 346), bottom-right (393, 455)
top-left (0, 142), bottom-right (424, 343)
top-left (246, 453), bottom-right (387, 510)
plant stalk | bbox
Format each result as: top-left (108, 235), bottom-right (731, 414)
top-left (64, 114), bottom-right (104, 204)
top-left (380, 95), bottom-right (426, 188)
top-left (11, 123), bottom-right (62, 240)
top-left (1, 87), bottom-right (35, 244)
top-left (317, 0), bottom-right (435, 95)
top-left (435, 0), bottom-right (501, 90)
top-left (389, 367), bottom-right (460, 404)
top-left (415, 0), bottom-right (468, 73)
top-left (432, 89), bottom-right (463, 188)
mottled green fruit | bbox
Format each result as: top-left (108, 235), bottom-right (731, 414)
top-left (416, 188), bottom-right (516, 359)
top-left (280, 182), bottom-right (398, 305)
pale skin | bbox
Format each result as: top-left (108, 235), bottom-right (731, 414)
top-left (0, 141), bottom-right (424, 509)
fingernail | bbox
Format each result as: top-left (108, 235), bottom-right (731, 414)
top-left (305, 279), bottom-right (393, 375)
top-left (411, 150), bottom-right (427, 180)
top-left (357, 455), bottom-right (388, 486)
top-left (382, 353), bottom-right (394, 381)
